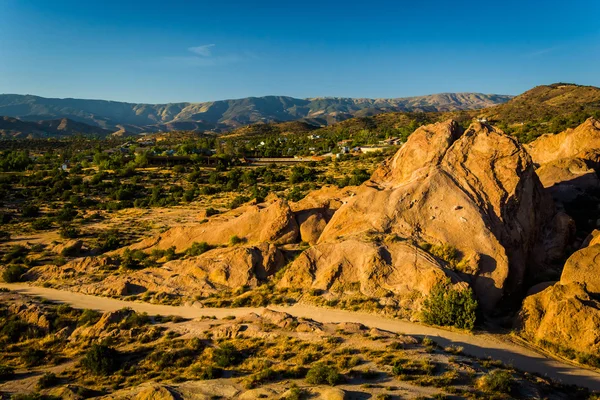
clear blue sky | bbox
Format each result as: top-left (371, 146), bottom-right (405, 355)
top-left (1, 0), bottom-right (599, 103)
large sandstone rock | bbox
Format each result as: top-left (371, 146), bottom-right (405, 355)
top-left (279, 238), bottom-right (461, 309)
top-left (534, 157), bottom-right (600, 203)
top-left (526, 117), bottom-right (600, 165)
top-left (518, 238), bottom-right (600, 355)
top-left (130, 199), bottom-right (298, 252)
top-left (79, 243), bottom-right (284, 297)
top-left (290, 186), bottom-right (356, 244)
top-left (518, 282), bottom-right (600, 355)
top-left (312, 120), bottom-right (567, 311)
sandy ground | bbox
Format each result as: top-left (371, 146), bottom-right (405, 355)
top-left (2, 283), bottom-right (600, 391)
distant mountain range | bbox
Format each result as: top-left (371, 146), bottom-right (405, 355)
top-left (0, 92), bottom-right (511, 137)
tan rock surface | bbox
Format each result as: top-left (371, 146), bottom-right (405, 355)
top-left (526, 117), bottom-right (600, 165)
top-left (314, 120), bottom-right (566, 310)
top-left (78, 243), bottom-right (284, 297)
top-left (279, 239), bottom-right (460, 308)
top-left (129, 199), bottom-right (298, 252)
top-left (518, 282), bottom-right (600, 355)
top-left (560, 243), bottom-right (600, 294)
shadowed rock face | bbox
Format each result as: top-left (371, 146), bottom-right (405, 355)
top-left (312, 120), bottom-right (569, 311)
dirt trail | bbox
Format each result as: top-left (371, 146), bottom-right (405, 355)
top-left (3, 283), bottom-right (600, 391)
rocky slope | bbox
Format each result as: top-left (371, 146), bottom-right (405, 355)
top-left (517, 231), bottom-right (600, 356)
top-left (0, 116), bottom-right (111, 138)
top-left (0, 92), bottom-right (511, 133)
top-left (283, 120), bottom-right (570, 311)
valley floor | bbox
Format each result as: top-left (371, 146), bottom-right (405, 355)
top-left (2, 282), bottom-right (600, 392)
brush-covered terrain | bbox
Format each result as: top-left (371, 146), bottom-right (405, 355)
top-left (2, 83), bottom-right (600, 398)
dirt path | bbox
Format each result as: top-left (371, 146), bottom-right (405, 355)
top-left (3, 283), bottom-right (600, 391)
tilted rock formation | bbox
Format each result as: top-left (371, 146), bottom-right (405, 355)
top-left (77, 243), bottom-right (284, 297)
top-left (534, 157), bottom-right (600, 203)
top-left (279, 239), bottom-right (462, 311)
top-left (290, 186), bottom-right (357, 244)
top-left (525, 119), bottom-right (600, 207)
top-left (526, 117), bottom-right (600, 165)
top-left (518, 229), bottom-right (600, 355)
top-left (308, 120), bottom-right (568, 311)
top-left (129, 199), bottom-right (298, 252)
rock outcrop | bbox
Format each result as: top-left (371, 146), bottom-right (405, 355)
top-left (526, 117), bottom-right (600, 165)
top-left (130, 199), bottom-right (298, 252)
top-left (291, 120), bottom-right (568, 311)
top-left (518, 235), bottom-right (600, 355)
top-left (78, 243), bottom-right (284, 297)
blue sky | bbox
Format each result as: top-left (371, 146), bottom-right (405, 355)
top-left (1, 0), bottom-right (599, 103)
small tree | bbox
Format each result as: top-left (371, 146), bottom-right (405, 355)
top-left (421, 278), bottom-right (478, 331)
top-left (305, 363), bottom-right (341, 386)
top-left (81, 344), bottom-right (119, 376)
top-left (2, 265), bottom-right (26, 283)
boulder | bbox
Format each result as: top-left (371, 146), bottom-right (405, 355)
top-left (518, 238), bottom-right (600, 355)
top-left (279, 239), bottom-right (461, 309)
top-left (78, 243), bottom-right (284, 297)
top-left (518, 282), bottom-right (600, 355)
top-left (291, 186), bottom-right (356, 244)
top-left (534, 157), bottom-right (600, 203)
top-left (559, 244), bottom-right (600, 294)
top-left (526, 117), bottom-right (600, 165)
top-left (129, 198), bottom-right (299, 252)
top-left (135, 385), bottom-right (177, 400)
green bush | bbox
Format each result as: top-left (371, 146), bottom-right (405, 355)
top-left (477, 369), bottom-right (513, 393)
top-left (0, 364), bottom-right (15, 382)
top-left (81, 344), bottom-right (119, 376)
top-left (59, 225), bottom-right (80, 239)
top-left (305, 363), bottom-right (342, 386)
top-left (212, 343), bottom-right (241, 368)
top-left (78, 309), bottom-right (101, 326)
top-left (2, 265), bottom-right (27, 283)
top-left (421, 278), bottom-right (478, 330)
top-left (31, 218), bottom-right (53, 231)
top-left (21, 348), bottom-right (46, 367)
top-left (36, 372), bottom-right (59, 389)
top-left (229, 235), bottom-right (246, 246)
top-left (186, 241), bottom-right (212, 257)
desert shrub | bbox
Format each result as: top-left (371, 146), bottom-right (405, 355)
top-left (59, 225), bottom-right (80, 239)
top-left (230, 195), bottom-right (250, 209)
top-left (205, 207), bottom-right (220, 217)
top-left (81, 344), bottom-right (119, 376)
top-left (420, 243), bottom-right (469, 272)
top-left (0, 364), bottom-right (15, 382)
top-left (31, 218), bottom-right (53, 231)
top-left (477, 369), bottom-right (513, 393)
top-left (2, 265), bottom-right (26, 283)
top-left (193, 364), bottom-right (222, 380)
top-left (22, 205), bottom-right (40, 218)
top-left (22, 348), bottom-right (47, 367)
top-left (229, 235), bottom-right (246, 246)
top-left (36, 372), bottom-right (59, 389)
top-left (78, 309), bottom-right (101, 326)
top-left (212, 343), bottom-right (241, 368)
top-left (305, 363), bottom-right (341, 386)
top-left (186, 241), bottom-right (212, 257)
top-left (120, 311), bottom-right (150, 329)
top-left (95, 229), bottom-right (121, 253)
top-left (421, 278), bottom-right (478, 330)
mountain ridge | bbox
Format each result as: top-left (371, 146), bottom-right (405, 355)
top-left (0, 92), bottom-right (512, 135)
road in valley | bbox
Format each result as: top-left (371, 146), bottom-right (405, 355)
top-left (2, 283), bottom-right (600, 391)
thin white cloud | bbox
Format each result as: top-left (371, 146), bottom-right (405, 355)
top-left (188, 44), bottom-right (215, 57)
top-left (165, 54), bottom-right (243, 67)
top-left (527, 46), bottom-right (559, 57)
top-left (162, 44), bottom-right (255, 67)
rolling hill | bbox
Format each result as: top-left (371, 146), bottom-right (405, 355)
top-left (0, 92), bottom-right (511, 135)
top-left (0, 116), bottom-right (112, 138)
